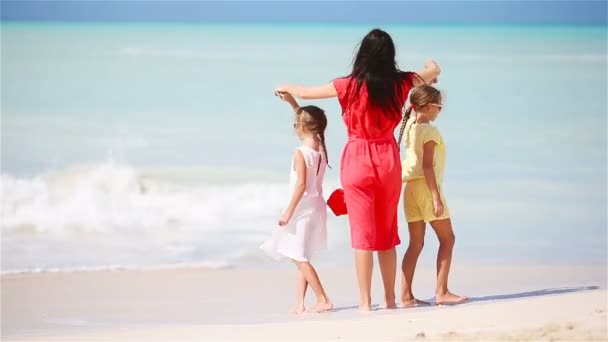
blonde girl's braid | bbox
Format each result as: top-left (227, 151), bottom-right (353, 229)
top-left (397, 85), bottom-right (442, 148)
top-left (397, 104), bottom-right (414, 147)
top-left (396, 71), bottom-right (425, 147)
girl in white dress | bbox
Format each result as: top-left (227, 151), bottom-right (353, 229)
top-left (260, 92), bottom-right (333, 314)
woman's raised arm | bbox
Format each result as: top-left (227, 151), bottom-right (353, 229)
top-left (274, 83), bottom-right (337, 100)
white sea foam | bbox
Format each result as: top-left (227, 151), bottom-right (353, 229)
top-left (1, 163), bottom-right (320, 273)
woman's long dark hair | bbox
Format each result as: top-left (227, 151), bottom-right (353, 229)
top-left (349, 28), bottom-right (414, 120)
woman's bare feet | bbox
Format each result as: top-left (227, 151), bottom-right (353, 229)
top-left (435, 291), bottom-right (468, 305)
top-left (289, 303), bottom-right (306, 314)
top-left (399, 298), bottom-right (430, 308)
top-left (358, 304), bottom-right (372, 312)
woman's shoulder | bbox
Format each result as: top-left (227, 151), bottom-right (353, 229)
top-left (333, 75), bottom-right (353, 82)
top-left (332, 75), bottom-right (355, 108)
top-left (332, 75), bottom-right (353, 91)
top-left (399, 71), bottom-right (422, 83)
top-left (398, 71), bottom-right (423, 95)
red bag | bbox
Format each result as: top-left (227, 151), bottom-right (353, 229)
top-left (327, 188), bottom-right (347, 216)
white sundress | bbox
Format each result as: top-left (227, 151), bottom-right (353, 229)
top-left (260, 145), bottom-right (328, 262)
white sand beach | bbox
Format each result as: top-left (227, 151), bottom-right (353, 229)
top-left (2, 264), bottom-right (606, 341)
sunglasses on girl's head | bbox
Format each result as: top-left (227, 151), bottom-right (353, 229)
top-left (429, 103), bottom-right (443, 110)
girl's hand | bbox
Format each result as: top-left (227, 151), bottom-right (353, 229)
top-left (432, 196), bottom-right (444, 217)
top-left (275, 88), bottom-right (300, 111)
top-left (274, 85), bottom-right (292, 96)
top-left (278, 212), bottom-right (292, 226)
top-left (275, 91), bottom-right (295, 103)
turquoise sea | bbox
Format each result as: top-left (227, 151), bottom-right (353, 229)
top-left (1, 23), bottom-right (606, 273)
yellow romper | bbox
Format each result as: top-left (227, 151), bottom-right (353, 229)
top-left (401, 121), bottom-right (450, 223)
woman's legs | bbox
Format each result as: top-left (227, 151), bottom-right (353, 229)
top-left (378, 247), bottom-right (397, 309)
top-left (400, 220), bottom-right (429, 307)
top-left (355, 249), bottom-right (373, 311)
top-left (428, 218), bottom-right (467, 304)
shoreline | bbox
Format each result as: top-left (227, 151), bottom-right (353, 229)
top-left (2, 263), bottom-right (606, 340)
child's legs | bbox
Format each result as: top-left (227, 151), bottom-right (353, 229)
top-left (354, 249), bottom-right (373, 310)
top-left (293, 260), bottom-right (329, 304)
top-left (428, 218), bottom-right (455, 294)
top-left (401, 220), bottom-right (426, 302)
top-left (295, 264), bottom-right (308, 304)
top-left (288, 264), bottom-right (308, 314)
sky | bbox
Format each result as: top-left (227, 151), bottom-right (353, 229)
top-left (1, 0), bottom-right (607, 25)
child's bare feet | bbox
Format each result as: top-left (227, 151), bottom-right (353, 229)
top-left (435, 292), bottom-right (468, 305)
top-left (289, 303), bottom-right (306, 314)
top-left (308, 301), bottom-right (333, 313)
top-left (399, 298), bottom-right (430, 308)
top-left (381, 301), bottom-right (397, 309)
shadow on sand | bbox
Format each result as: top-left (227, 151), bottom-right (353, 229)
top-left (331, 285), bottom-right (600, 312)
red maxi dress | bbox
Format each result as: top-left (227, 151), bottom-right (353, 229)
top-left (333, 74), bottom-right (416, 250)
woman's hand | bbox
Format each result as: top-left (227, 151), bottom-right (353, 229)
top-left (432, 195), bottom-right (444, 217)
top-left (426, 60), bottom-right (440, 84)
top-left (425, 60), bottom-right (440, 73)
top-left (416, 60), bottom-right (441, 85)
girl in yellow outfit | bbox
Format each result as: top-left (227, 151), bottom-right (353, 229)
top-left (397, 85), bottom-right (467, 307)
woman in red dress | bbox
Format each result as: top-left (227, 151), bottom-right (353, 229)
top-left (275, 28), bottom-right (440, 311)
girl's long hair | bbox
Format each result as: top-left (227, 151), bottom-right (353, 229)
top-left (397, 85), bottom-right (442, 147)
